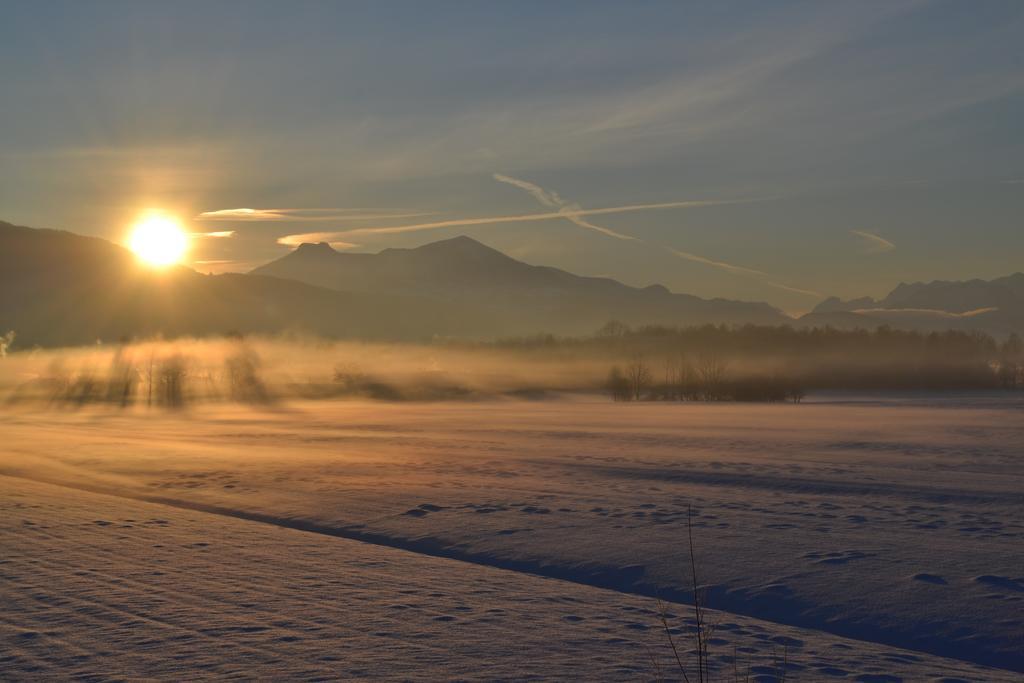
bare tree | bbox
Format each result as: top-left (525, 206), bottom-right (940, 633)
top-left (660, 356), bottom-right (676, 401)
top-left (596, 320), bottom-right (631, 337)
top-left (144, 352), bottom-right (155, 407)
top-left (606, 365), bottom-right (632, 401)
top-left (225, 341), bottom-right (269, 403)
top-left (625, 357), bottom-right (653, 401)
top-left (999, 332), bottom-right (1023, 389)
top-left (695, 354), bottom-right (728, 401)
top-left (105, 344), bottom-right (137, 407)
top-left (675, 353), bottom-right (694, 401)
top-left (156, 355), bottom-right (188, 408)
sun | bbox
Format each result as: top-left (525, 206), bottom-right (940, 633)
top-left (128, 213), bottom-right (189, 267)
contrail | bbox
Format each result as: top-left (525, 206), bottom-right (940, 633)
top-left (493, 174), bottom-right (564, 208)
top-left (491, 174), bottom-right (819, 299)
top-left (197, 208), bottom-right (434, 222)
top-left (273, 173), bottom-right (819, 299)
top-left (493, 173), bottom-right (638, 240)
top-left (332, 199), bottom-right (733, 237)
top-left (851, 229), bottom-right (895, 253)
top-left (563, 214), bottom-right (639, 241)
top-left (759, 279), bottom-right (822, 298)
top-left (667, 248), bottom-right (766, 277)
top-left (190, 230), bottom-right (235, 238)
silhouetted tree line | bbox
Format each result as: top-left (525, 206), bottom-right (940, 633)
top-left (485, 323), bottom-right (1024, 397)
top-left (607, 354), bottom-right (805, 403)
top-left (17, 334), bottom-right (273, 409)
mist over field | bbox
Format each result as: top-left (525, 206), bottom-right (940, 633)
top-left (2, 322), bottom-right (1020, 408)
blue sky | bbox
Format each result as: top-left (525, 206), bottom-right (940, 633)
top-left (2, 0), bottom-right (1022, 311)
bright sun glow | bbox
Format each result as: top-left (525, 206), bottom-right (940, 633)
top-left (128, 214), bottom-right (189, 267)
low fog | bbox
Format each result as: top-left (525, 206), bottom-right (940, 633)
top-left (1, 324), bottom-right (1020, 408)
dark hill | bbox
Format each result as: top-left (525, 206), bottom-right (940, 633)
top-left (251, 235), bottom-right (788, 333)
top-left (0, 221), bottom-right (487, 347)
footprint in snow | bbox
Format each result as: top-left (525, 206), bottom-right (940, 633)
top-left (974, 575), bottom-right (1024, 592)
top-left (815, 666), bottom-right (850, 677)
top-left (912, 573), bottom-right (947, 585)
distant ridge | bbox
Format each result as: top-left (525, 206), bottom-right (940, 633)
top-left (0, 221), bottom-right (488, 347)
top-left (251, 235), bottom-right (788, 333)
top-left (5, 218), bottom-right (1023, 347)
top-left (802, 273), bottom-right (1024, 336)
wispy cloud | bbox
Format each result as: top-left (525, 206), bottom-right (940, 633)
top-left (853, 306), bottom-right (997, 318)
top-left (851, 229), bottom-right (895, 253)
top-left (191, 259), bottom-right (267, 274)
top-left (191, 230), bottom-right (235, 238)
top-left (198, 208), bottom-right (278, 220)
top-left (197, 208), bottom-right (433, 222)
top-left (276, 232), bottom-right (359, 249)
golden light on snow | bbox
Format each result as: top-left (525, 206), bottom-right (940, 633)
top-left (128, 213), bottom-right (189, 267)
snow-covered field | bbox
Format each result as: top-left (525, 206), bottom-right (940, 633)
top-left (2, 398), bottom-right (1022, 679)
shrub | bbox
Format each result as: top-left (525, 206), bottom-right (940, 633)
top-left (606, 365), bottom-right (632, 401)
top-left (155, 355), bottom-right (188, 408)
top-left (225, 344), bottom-right (270, 403)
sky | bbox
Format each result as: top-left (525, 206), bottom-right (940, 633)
top-left (1, 0), bottom-right (1022, 313)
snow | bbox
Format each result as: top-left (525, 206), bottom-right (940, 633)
top-left (2, 398), bottom-right (1022, 679)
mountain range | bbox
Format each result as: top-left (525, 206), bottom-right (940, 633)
top-left (2, 219), bottom-right (1022, 347)
top-left (813, 273), bottom-right (1024, 314)
top-left (803, 274), bottom-right (1024, 337)
top-left (0, 221), bottom-right (784, 347)
top-left (0, 221), bottom-right (485, 347)
top-left (250, 236), bottom-right (786, 334)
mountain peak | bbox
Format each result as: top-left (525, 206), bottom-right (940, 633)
top-left (414, 235), bottom-right (498, 253)
top-left (401, 235), bottom-right (515, 264)
top-left (294, 241), bottom-right (337, 254)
